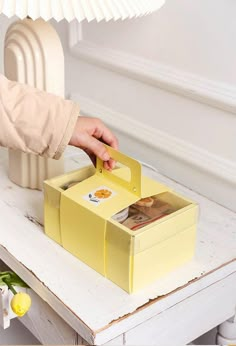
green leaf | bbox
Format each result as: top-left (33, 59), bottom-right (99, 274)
top-left (0, 271), bottom-right (30, 288)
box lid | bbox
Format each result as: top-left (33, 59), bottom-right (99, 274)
top-left (62, 146), bottom-right (169, 219)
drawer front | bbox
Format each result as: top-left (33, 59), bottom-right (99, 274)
top-left (20, 290), bottom-right (79, 345)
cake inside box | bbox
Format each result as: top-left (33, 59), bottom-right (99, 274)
top-left (112, 192), bottom-right (191, 232)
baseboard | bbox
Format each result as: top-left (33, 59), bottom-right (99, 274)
top-left (71, 93), bottom-right (236, 211)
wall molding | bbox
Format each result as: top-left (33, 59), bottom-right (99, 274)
top-left (71, 93), bottom-right (236, 187)
top-left (69, 22), bottom-right (236, 115)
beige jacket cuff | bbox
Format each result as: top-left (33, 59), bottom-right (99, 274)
top-left (54, 102), bottom-right (80, 159)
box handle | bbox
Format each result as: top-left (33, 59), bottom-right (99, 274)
top-left (96, 146), bottom-right (141, 196)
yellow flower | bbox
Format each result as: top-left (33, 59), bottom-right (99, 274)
top-left (94, 189), bottom-right (112, 199)
top-left (10, 292), bottom-right (31, 317)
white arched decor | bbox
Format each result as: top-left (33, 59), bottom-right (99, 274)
top-left (4, 18), bottom-right (64, 189)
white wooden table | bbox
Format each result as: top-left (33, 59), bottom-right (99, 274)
top-left (0, 147), bottom-right (235, 345)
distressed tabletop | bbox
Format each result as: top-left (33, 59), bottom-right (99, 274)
top-left (0, 147), bottom-right (235, 345)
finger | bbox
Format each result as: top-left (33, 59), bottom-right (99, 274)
top-left (103, 161), bottom-right (111, 171)
top-left (85, 147), bottom-right (114, 171)
top-left (84, 140), bottom-right (116, 171)
top-left (94, 123), bottom-right (119, 150)
top-left (107, 158), bottom-right (116, 170)
top-left (79, 132), bottom-right (111, 163)
top-left (95, 124), bottom-right (118, 169)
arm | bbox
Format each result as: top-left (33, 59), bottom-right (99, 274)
top-left (0, 75), bottom-right (118, 169)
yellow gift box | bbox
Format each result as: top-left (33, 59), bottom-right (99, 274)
top-left (44, 147), bottom-right (198, 293)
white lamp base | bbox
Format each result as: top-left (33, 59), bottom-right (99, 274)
top-left (4, 18), bottom-right (65, 190)
top-left (8, 150), bottom-right (64, 190)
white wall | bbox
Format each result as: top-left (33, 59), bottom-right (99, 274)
top-left (55, 0), bottom-right (236, 211)
top-left (81, 0), bottom-right (236, 84)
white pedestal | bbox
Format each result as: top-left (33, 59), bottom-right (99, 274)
top-left (217, 315), bottom-right (236, 345)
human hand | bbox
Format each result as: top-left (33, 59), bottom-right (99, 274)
top-left (69, 116), bottom-right (118, 170)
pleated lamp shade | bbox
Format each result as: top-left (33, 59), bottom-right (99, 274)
top-left (0, 0), bottom-right (165, 22)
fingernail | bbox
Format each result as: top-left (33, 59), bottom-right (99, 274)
top-left (103, 153), bottom-right (110, 161)
top-left (108, 159), bottom-right (115, 170)
top-left (103, 161), bottom-right (111, 171)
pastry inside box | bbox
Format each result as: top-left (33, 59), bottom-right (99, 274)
top-left (112, 196), bottom-right (176, 231)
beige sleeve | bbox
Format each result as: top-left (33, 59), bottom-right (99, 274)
top-left (0, 74), bottom-right (79, 159)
